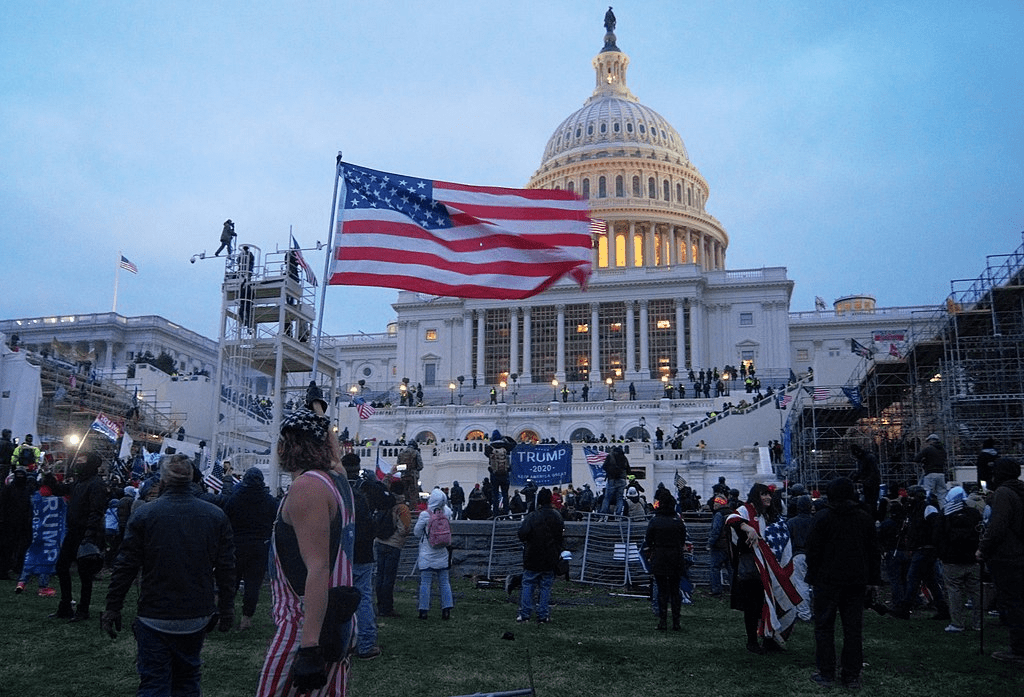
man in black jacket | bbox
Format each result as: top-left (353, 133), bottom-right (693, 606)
top-left (805, 477), bottom-right (880, 689)
top-left (51, 452), bottom-right (107, 622)
top-left (516, 488), bottom-right (564, 623)
top-left (102, 454), bottom-right (236, 694)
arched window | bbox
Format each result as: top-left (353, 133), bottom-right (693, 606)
top-left (615, 175), bottom-right (624, 197)
top-left (648, 177), bottom-right (656, 198)
top-left (613, 122), bottom-right (620, 133)
top-left (570, 427), bottom-right (595, 442)
top-left (687, 187), bottom-right (692, 206)
top-left (567, 180), bottom-right (575, 194)
top-left (598, 176), bottom-right (607, 198)
top-left (676, 183), bottom-right (682, 201)
top-left (600, 123), bottom-right (607, 134)
top-left (587, 124), bottom-right (594, 136)
top-left (632, 176), bottom-right (641, 197)
top-left (582, 178), bottom-right (590, 200)
top-left (626, 122), bottom-right (634, 133)
top-left (663, 180), bottom-right (670, 201)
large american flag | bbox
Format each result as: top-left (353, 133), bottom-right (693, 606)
top-left (329, 163), bottom-right (593, 299)
top-left (812, 386), bottom-right (830, 401)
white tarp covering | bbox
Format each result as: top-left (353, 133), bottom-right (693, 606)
top-left (0, 336), bottom-right (43, 442)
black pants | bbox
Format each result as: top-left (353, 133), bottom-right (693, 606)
top-left (235, 539), bottom-right (269, 618)
top-left (813, 583), bottom-right (865, 683)
top-left (989, 560), bottom-right (1024, 655)
top-left (55, 529), bottom-right (99, 615)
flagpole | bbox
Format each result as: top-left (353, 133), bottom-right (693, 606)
top-left (112, 251), bottom-right (122, 313)
top-left (311, 151), bottom-right (343, 379)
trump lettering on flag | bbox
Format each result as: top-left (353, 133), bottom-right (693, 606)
top-left (329, 162), bottom-right (593, 300)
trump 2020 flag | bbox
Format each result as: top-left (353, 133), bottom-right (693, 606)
top-left (90, 413), bottom-right (123, 442)
top-left (583, 446), bottom-right (607, 489)
top-left (329, 162), bottom-right (593, 299)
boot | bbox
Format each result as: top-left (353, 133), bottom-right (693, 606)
top-left (657, 614), bottom-right (667, 631)
top-left (441, 607), bottom-right (451, 621)
top-left (672, 615), bottom-right (681, 631)
top-left (418, 610), bottom-right (428, 620)
top-left (49, 602), bottom-right (74, 620)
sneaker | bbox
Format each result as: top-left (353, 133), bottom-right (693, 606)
top-left (810, 672), bottom-right (834, 688)
top-left (14, 582), bottom-right (25, 594)
top-left (515, 615), bottom-right (529, 623)
top-left (537, 617), bottom-right (550, 624)
top-left (992, 650), bottom-right (1024, 664)
top-left (357, 647), bottom-right (382, 660)
top-left (37, 587), bottom-right (56, 597)
top-left (944, 624), bottom-right (964, 633)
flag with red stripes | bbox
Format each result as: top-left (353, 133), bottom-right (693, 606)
top-left (329, 162), bottom-right (593, 299)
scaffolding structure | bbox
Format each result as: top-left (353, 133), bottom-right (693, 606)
top-left (790, 233), bottom-right (1024, 492)
top-left (211, 243), bottom-right (336, 488)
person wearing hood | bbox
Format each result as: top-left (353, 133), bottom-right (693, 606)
top-left (915, 434), bottom-right (948, 509)
top-left (642, 489), bottom-right (686, 631)
top-left (516, 487), bottom-right (565, 624)
top-left (412, 488), bottom-right (453, 620)
top-left (977, 457), bottom-right (1024, 663)
top-left (225, 466), bottom-right (278, 630)
top-left (51, 452), bottom-right (107, 622)
top-left (976, 438), bottom-right (998, 490)
top-left (805, 477), bottom-right (880, 689)
top-left (0, 467), bottom-right (33, 580)
top-left (933, 486), bottom-right (982, 633)
top-left (485, 430), bottom-right (515, 516)
top-left (787, 495), bottom-right (816, 622)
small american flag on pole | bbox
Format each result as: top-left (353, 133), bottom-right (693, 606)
top-left (354, 396), bottom-right (375, 420)
top-left (290, 233), bottom-right (317, 286)
top-left (203, 461), bottom-right (224, 494)
top-left (812, 387), bottom-right (830, 401)
top-left (119, 255), bottom-right (138, 274)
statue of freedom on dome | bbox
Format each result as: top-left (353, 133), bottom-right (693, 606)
top-left (604, 7), bottom-right (616, 33)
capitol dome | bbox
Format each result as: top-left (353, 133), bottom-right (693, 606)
top-left (527, 15), bottom-right (728, 273)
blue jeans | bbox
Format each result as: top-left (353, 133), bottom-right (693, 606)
top-left (887, 550), bottom-right (911, 608)
top-left (600, 478), bottom-right (627, 515)
top-left (374, 542), bottom-right (401, 615)
top-left (708, 549), bottom-right (731, 595)
top-left (418, 568), bottom-right (453, 612)
top-left (519, 569), bottom-right (554, 620)
top-left (353, 561), bottom-right (377, 653)
top-left (898, 548), bottom-right (948, 615)
top-left (134, 619), bottom-right (205, 697)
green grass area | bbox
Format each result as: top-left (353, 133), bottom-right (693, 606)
top-left (2, 575), bottom-right (1022, 696)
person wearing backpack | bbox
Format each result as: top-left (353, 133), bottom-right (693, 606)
top-left (485, 431), bottom-right (515, 517)
top-left (412, 489), bottom-right (453, 620)
top-left (933, 486), bottom-right (982, 633)
top-left (11, 434), bottom-right (41, 472)
top-left (374, 479), bottom-right (411, 619)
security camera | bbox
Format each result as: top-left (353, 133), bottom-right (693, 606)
top-left (190, 255), bottom-right (197, 264)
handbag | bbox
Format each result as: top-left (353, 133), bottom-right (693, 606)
top-left (319, 585), bottom-right (361, 662)
top-left (736, 552), bottom-right (758, 581)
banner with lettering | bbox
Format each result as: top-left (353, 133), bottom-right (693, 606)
top-left (510, 443), bottom-right (572, 487)
top-left (22, 492), bottom-right (67, 576)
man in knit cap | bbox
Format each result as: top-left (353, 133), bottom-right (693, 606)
top-left (102, 453), bottom-right (236, 694)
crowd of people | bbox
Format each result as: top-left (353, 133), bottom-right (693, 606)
top-left (3, 415), bottom-right (1024, 693)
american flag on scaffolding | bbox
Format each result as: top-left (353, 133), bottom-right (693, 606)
top-left (583, 446), bottom-right (607, 489)
top-left (812, 386), bottom-right (830, 401)
top-left (778, 393), bottom-right (794, 408)
top-left (203, 461), bottom-right (224, 494)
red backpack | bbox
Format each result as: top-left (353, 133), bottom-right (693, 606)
top-left (426, 508), bottom-right (451, 548)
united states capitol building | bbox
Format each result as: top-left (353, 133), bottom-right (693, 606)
top-left (9, 15), bottom-right (992, 497)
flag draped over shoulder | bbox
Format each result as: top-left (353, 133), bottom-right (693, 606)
top-left (329, 162), bottom-right (593, 299)
top-left (726, 504), bottom-right (803, 643)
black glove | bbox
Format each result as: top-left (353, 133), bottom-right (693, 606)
top-left (218, 612), bottom-right (233, 632)
top-left (291, 645), bottom-right (328, 693)
top-left (100, 610), bottom-right (122, 639)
